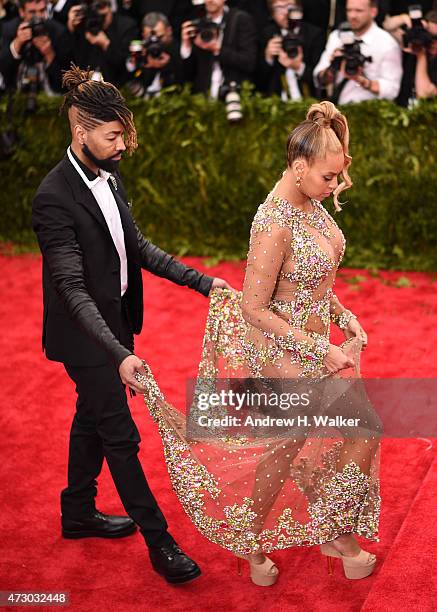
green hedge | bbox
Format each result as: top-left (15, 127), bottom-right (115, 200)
top-left (1, 89), bottom-right (437, 270)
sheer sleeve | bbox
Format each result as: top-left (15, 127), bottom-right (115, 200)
top-left (330, 293), bottom-right (357, 330)
top-left (242, 220), bottom-right (330, 373)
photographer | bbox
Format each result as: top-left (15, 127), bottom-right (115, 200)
top-left (66, 0), bottom-right (138, 86)
top-left (258, 0), bottom-right (325, 100)
top-left (0, 0), bottom-right (69, 94)
top-left (126, 11), bottom-right (183, 98)
top-left (314, 0), bottom-right (402, 103)
top-left (180, 0), bottom-right (257, 97)
top-left (413, 10), bottom-right (437, 97)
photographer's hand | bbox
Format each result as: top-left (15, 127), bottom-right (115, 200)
top-left (144, 52), bottom-right (171, 70)
top-left (181, 20), bottom-right (194, 50)
top-left (85, 30), bottom-right (110, 51)
top-left (33, 35), bottom-right (55, 66)
top-left (265, 36), bottom-right (282, 63)
top-left (67, 6), bottom-right (83, 33)
top-left (12, 21), bottom-right (32, 55)
top-left (278, 46), bottom-right (304, 71)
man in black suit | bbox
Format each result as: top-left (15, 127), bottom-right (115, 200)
top-left (32, 66), bottom-right (231, 584)
top-left (66, 0), bottom-right (138, 86)
top-left (258, 0), bottom-right (325, 99)
top-left (0, 0), bottom-right (69, 93)
top-left (180, 0), bottom-right (257, 96)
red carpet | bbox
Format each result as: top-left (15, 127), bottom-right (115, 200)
top-left (0, 254), bottom-right (436, 612)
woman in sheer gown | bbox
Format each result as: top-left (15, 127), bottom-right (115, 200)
top-left (136, 101), bottom-right (382, 586)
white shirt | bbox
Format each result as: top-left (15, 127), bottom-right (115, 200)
top-left (67, 147), bottom-right (128, 296)
top-left (313, 22), bottom-right (403, 104)
top-left (180, 11), bottom-right (225, 99)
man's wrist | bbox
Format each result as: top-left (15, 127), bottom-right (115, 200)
top-left (10, 39), bottom-right (22, 59)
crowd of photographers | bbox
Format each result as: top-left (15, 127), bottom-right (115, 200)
top-left (0, 0), bottom-right (436, 115)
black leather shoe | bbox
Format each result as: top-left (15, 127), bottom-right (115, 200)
top-left (62, 510), bottom-right (137, 539)
top-left (148, 541), bottom-right (201, 584)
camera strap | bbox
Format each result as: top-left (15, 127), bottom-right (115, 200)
top-left (0, 91), bottom-right (18, 160)
top-left (331, 75), bottom-right (348, 104)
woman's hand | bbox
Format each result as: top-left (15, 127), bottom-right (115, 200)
top-left (344, 318), bottom-right (368, 350)
top-left (323, 344), bottom-right (355, 374)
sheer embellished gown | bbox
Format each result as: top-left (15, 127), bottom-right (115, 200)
top-left (138, 189), bottom-right (382, 556)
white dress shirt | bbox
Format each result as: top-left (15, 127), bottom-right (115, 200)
top-left (313, 21), bottom-right (403, 104)
top-left (67, 147), bottom-right (128, 296)
top-left (180, 11), bottom-right (225, 99)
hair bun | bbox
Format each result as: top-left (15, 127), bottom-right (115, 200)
top-left (306, 100), bottom-right (340, 129)
top-left (62, 64), bottom-right (94, 92)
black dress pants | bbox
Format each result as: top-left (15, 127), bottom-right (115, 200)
top-left (60, 297), bottom-right (172, 547)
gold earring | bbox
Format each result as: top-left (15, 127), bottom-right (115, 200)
top-left (296, 175), bottom-right (302, 188)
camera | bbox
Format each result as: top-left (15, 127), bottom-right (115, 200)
top-left (143, 30), bottom-right (165, 59)
top-left (26, 16), bottom-right (49, 38)
top-left (403, 4), bottom-right (434, 52)
top-left (219, 81), bottom-right (243, 123)
top-left (282, 7), bottom-right (304, 59)
top-left (190, 0), bottom-right (220, 43)
top-left (76, 0), bottom-right (106, 36)
top-left (330, 22), bottom-right (372, 76)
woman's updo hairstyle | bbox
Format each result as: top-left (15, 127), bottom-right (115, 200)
top-left (286, 101), bottom-right (352, 211)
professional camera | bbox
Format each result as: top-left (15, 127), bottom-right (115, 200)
top-left (282, 6), bottom-right (304, 59)
top-left (403, 4), bottom-right (434, 52)
top-left (143, 30), bottom-right (165, 59)
top-left (76, 0), bottom-right (106, 36)
top-left (127, 31), bottom-right (167, 75)
top-left (27, 16), bottom-right (49, 38)
top-left (219, 81), bottom-right (243, 123)
top-left (190, 0), bottom-right (220, 43)
top-left (330, 22), bottom-right (372, 76)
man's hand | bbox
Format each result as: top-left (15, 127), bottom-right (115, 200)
top-left (265, 36), bottom-right (282, 63)
top-left (209, 277), bottom-right (236, 296)
top-left (144, 52), bottom-right (171, 70)
top-left (12, 21), bottom-right (32, 55)
top-left (67, 6), bottom-right (84, 33)
top-left (85, 29), bottom-right (110, 50)
top-left (278, 46), bottom-right (304, 71)
top-left (181, 20), bottom-right (194, 49)
top-left (119, 354), bottom-right (148, 393)
top-left (33, 35), bottom-right (55, 65)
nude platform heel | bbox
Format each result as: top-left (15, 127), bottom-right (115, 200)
top-left (320, 541), bottom-right (377, 579)
top-left (235, 553), bottom-right (279, 586)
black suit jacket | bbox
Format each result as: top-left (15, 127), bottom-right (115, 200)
top-left (0, 16), bottom-right (70, 92)
top-left (32, 154), bottom-right (213, 368)
top-left (182, 8), bottom-right (258, 94)
top-left (257, 21), bottom-right (325, 98)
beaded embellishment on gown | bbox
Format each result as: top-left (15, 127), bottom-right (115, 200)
top-left (136, 190), bottom-right (382, 555)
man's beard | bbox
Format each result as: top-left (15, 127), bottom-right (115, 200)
top-left (82, 144), bottom-right (122, 173)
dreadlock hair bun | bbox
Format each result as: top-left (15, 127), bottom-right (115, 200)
top-left (60, 64), bottom-right (138, 154)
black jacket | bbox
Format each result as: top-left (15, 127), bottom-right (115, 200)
top-left (182, 8), bottom-right (258, 94)
top-left (257, 20), bottom-right (325, 98)
top-left (0, 16), bottom-right (70, 92)
top-left (69, 13), bottom-right (138, 86)
top-left (32, 154), bottom-right (214, 368)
